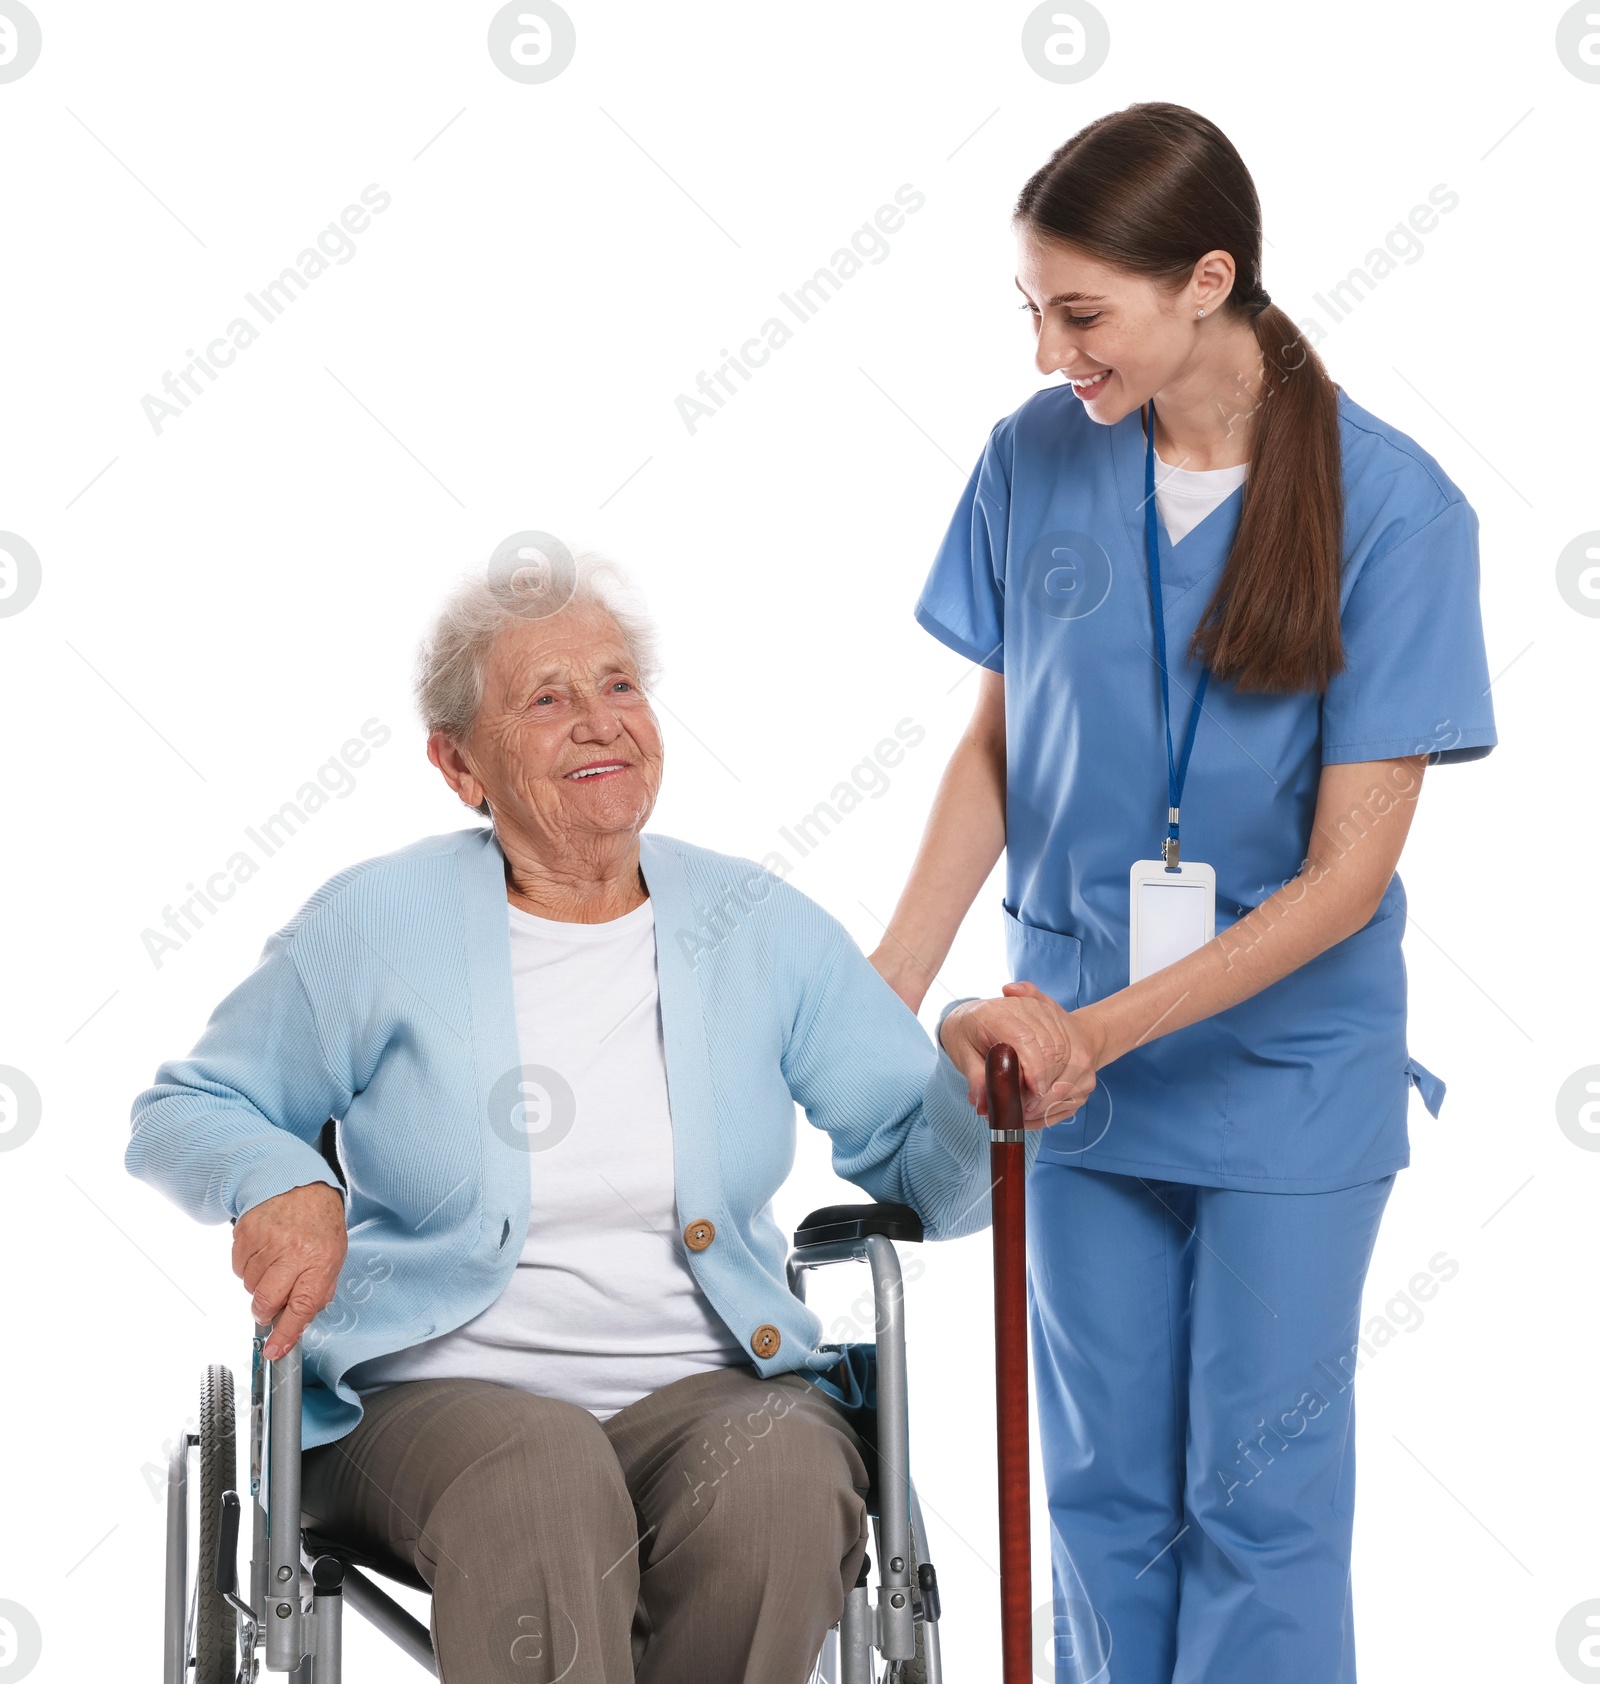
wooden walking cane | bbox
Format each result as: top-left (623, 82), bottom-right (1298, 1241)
top-left (987, 1042), bottom-right (1032, 1683)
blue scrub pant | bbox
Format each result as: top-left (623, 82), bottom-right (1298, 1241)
top-left (1026, 1163), bottom-right (1395, 1684)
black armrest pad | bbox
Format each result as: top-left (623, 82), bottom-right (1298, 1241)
top-left (317, 1118), bottom-right (348, 1194)
top-left (793, 1201), bottom-right (924, 1248)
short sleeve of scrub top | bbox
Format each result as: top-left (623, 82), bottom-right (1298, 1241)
top-left (913, 422), bottom-right (1008, 673)
top-left (913, 386), bottom-right (1497, 1194)
top-left (1320, 496), bottom-right (1496, 766)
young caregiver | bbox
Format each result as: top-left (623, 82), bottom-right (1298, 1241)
top-left (872, 104), bottom-right (1497, 1683)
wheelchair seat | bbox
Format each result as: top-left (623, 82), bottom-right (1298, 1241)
top-left (299, 1520), bottom-right (429, 1596)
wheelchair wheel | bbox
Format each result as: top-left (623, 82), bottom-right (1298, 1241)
top-left (195, 1364), bottom-right (237, 1684)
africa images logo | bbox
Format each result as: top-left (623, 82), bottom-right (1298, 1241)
top-left (0, 1), bottom-right (42, 82)
top-left (139, 187), bottom-right (392, 435)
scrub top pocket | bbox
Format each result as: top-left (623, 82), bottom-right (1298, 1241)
top-left (1000, 904), bottom-right (1111, 1163)
top-left (1001, 902), bottom-right (1082, 1010)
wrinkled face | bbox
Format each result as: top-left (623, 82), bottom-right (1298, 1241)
top-left (443, 602), bottom-right (663, 851)
top-left (1014, 228), bottom-right (1211, 424)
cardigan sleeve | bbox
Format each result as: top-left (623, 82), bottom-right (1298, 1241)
top-left (125, 928), bottom-right (352, 1226)
top-left (778, 915), bottom-right (1042, 1241)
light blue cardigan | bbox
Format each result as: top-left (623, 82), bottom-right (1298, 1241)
top-left (127, 826), bottom-right (1036, 1449)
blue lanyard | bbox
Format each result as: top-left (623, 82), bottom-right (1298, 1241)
top-left (1144, 400), bottom-right (1210, 870)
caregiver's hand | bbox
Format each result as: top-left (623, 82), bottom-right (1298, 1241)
top-left (232, 1182), bottom-right (348, 1361)
top-left (939, 981), bottom-right (1095, 1125)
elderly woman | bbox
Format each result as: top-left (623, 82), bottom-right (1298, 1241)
top-left (126, 554), bottom-right (1079, 1684)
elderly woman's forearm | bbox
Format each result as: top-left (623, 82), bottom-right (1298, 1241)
top-left (126, 929), bottom-right (356, 1224)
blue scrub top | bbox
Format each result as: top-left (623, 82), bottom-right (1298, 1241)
top-left (916, 385), bottom-right (1497, 1192)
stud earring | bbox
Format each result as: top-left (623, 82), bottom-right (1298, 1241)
top-left (1197, 307), bottom-right (1206, 318)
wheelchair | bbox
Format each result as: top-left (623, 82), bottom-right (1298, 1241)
top-left (163, 1199), bottom-right (946, 1682)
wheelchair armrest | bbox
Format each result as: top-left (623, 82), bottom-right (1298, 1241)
top-left (791, 1201), bottom-right (923, 1265)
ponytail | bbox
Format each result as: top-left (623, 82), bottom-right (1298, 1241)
top-left (1189, 303), bottom-right (1344, 692)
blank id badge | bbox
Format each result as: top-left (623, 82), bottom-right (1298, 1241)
top-left (1129, 859), bottom-right (1216, 983)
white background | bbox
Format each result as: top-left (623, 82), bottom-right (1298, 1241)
top-left (0, 3), bottom-right (1593, 1680)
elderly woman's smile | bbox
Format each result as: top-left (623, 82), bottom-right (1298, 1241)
top-left (428, 598), bottom-right (667, 921)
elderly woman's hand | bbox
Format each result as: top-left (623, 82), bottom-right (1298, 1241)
top-left (232, 1182), bottom-right (348, 1361)
top-left (939, 980), bottom-right (1100, 1126)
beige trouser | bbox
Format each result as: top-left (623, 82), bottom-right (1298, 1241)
top-left (299, 1365), bottom-right (871, 1683)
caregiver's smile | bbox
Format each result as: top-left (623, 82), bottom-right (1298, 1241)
top-left (1067, 368), bottom-right (1113, 398)
top-left (1012, 234), bottom-right (1155, 419)
top-left (1012, 225), bottom-right (1266, 457)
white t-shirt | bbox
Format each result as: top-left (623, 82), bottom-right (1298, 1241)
top-left (350, 895), bottom-right (747, 1418)
top-left (1153, 447), bottom-right (1249, 545)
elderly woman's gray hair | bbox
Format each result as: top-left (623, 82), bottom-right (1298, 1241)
top-left (415, 549), bottom-right (662, 815)
top-left (419, 545), bottom-right (663, 730)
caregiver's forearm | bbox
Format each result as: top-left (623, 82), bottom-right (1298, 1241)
top-left (1077, 755), bottom-right (1427, 1067)
top-left (871, 670), bottom-right (1006, 1011)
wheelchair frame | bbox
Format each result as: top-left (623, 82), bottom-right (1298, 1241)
top-left (163, 1201), bottom-right (945, 1683)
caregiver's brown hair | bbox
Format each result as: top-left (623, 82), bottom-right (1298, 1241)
top-left (1015, 101), bottom-right (1343, 695)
